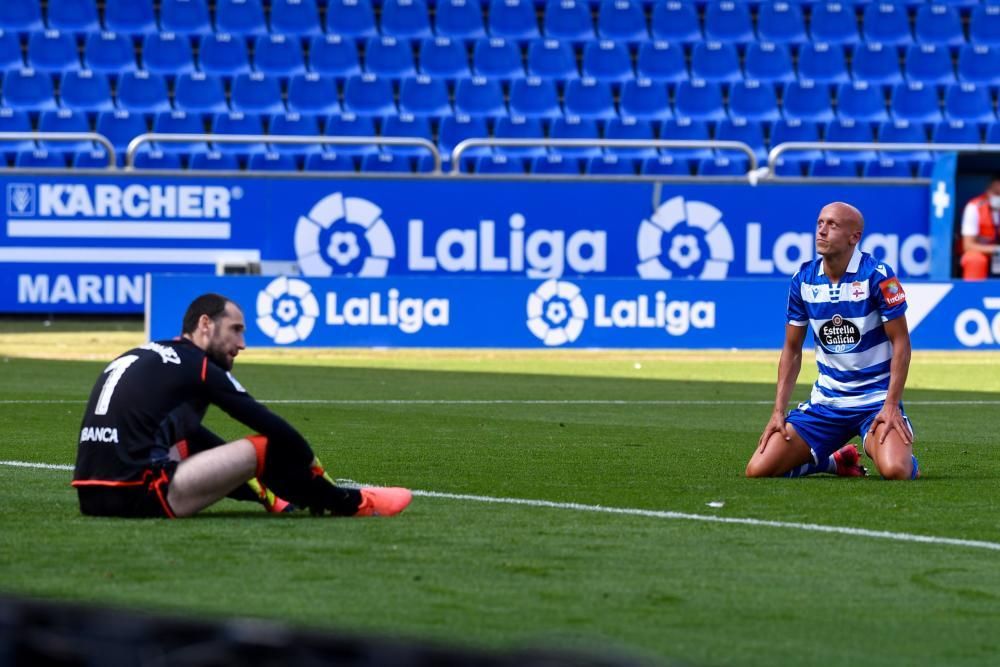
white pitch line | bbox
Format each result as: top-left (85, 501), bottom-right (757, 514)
top-left (3, 460), bottom-right (999, 553)
top-left (1, 399), bottom-right (1000, 406)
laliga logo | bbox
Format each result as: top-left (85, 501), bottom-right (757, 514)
top-left (256, 276), bottom-right (319, 344)
top-left (954, 297), bottom-right (1000, 347)
top-left (526, 279), bottom-right (589, 346)
top-left (295, 192), bottom-right (395, 277)
top-left (636, 196), bottom-right (734, 279)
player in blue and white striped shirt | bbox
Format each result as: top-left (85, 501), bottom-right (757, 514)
top-left (746, 202), bottom-right (920, 481)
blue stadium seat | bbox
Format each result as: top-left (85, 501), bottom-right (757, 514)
top-left (851, 42), bottom-right (903, 87)
top-left (876, 119), bottom-right (932, 161)
top-left (174, 72), bottom-right (228, 113)
top-left (190, 150), bottom-right (241, 170)
top-left (199, 33), bottom-right (252, 76)
top-left (103, 0), bottom-right (156, 35)
top-left (38, 109), bottom-right (92, 153)
top-left (659, 117), bottom-right (713, 159)
top-left (287, 73), bottom-right (340, 114)
top-left (509, 77), bottom-right (562, 118)
top-left (487, 0), bottom-right (540, 41)
top-left (435, 0), bottom-right (486, 41)
top-left (703, 1), bottom-right (754, 43)
top-left (215, 0), bottom-right (268, 36)
top-left (365, 36), bottom-right (417, 78)
top-left (862, 3), bottom-right (913, 46)
top-left (674, 80), bottom-right (727, 122)
top-left (324, 0), bottom-right (376, 41)
top-left (914, 4), bottom-right (965, 47)
top-left (231, 72), bottom-right (285, 114)
top-left (824, 118), bottom-right (877, 160)
top-left (596, 0), bottom-right (647, 42)
top-left (304, 151), bottom-right (356, 172)
top-left (690, 42), bottom-right (742, 84)
top-left (133, 147), bottom-right (183, 169)
top-left (744, 42), bottom-right (795, 87)
top-left (152, 110), bottom-right (208, 154)
top-left (527, 39), bottom-right (579, 80)
top-left (47, 0), bottom-right (100, 33)
top-left (325, 112), bottom-right (379, 156)
top-left (640, 155), bottom-right (692, 176)
top-left (837, 81), bottom-right (890, 122)
top-left (770, 118), bottom-right (822, 165)
top-left (454, 76), bottom-right (506, 116)
top-left (808, 157), bottom-right (860, 178)
top-left (269, 112), bottom-right (322, 153)
top-left (782, 80), bottom-right (835, 122)
top-left (160, 0), bottom-right (211, 35)
top-left (944, 83), bottom-right (997, 123)
top-left (418, 37), bottom-right (470, 80)
top-left (362, 151), bottom-right (415, 172)
top-left (248, 151), bottom-right (299, 171)
top-left (931, 119), bottom-right (982, 144)
top-left (254, 34), bottom-right (307, 77)
top-left (619, 78), bottom-right (672, 120)
top-left (549, 115), bottom-right (602, 157)
top-left (563, 78), bottom-right (617, 120)
top-left (142, 33), bottom-right (195, 75)
top-left (0, 30), bottom-right (22, 70)
top-left (986, 122), bottom-right (1000, 145)
top-left (210, 111), bottom-right (266, 154)
top-left (83, 32), bottom-right (136, 73)
top-left (343, 73), bottom-right (397, 115)
top-left (398, 75), bottom-right (452, 116)
top-left (587, 154), bottom-right (636, 175)
top-left (27, 30), bottom-right (80, 72)
top-left (438, 113), bottom-right (490, 167)
top-left (697, 156), bottom-right (749, 176)
top-left (475, 154), bottom-right (525, 174)
top-left (2, 68), bottom-right (57, 110)
top-left (381, 0), bottom-right (432, 40)
top-left (581, 40), bottom-right (633, 83)
top-left (493, 115), bottom-right (547, 157)
top-left (16, 149), bottom-right (68, 168)
top-left (604, 117), bottom-right (658, 158)
top-left (957, 45), bottom-right (1000, 87)
top-left (543, 0), bottom-right (593, 42)
top-left (728, 80), bottom-right (780, 122)
top-left (635, 41), bottom-right (688, 84)
top-left (797, 43), bottom-right (849, 85)
top-left (715, 117), bottom-right (767, 162)
top-left (0, 108), bottom-right (37, 154)
top-left (380, 113), bottom-right (434, 157)
top-left (904, 44), bottom-right (956, 86)
top-left (95, 110), bottom-right (148, 153)
top-left (308, 35), bottom-right (362, 78)
top-left (650, 2), bottom-right (701, 44)
top-left (889, 82), bottom-right (943, 123)
top-left (269, 0), bottom-right (322, 37)
top-left (756, 3), bottom-right (807, 44)
top-left (0, 0), bottom-right (43, 33)
top-left (73, 148), bottom-right (114, 168)
top-left (473, 37), bottom-right (525, 80)
top-left (60, 70), bottom-right (114, 112)
top-left (969, 5), bottom-right (1000, 47)
top-left (864, 158), bottom-right (914, 178)
top-left (810, 3), bottom-right (859, 45)
top-left (531, 154), bottom-right (581, 175)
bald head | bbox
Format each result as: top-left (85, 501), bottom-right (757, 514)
top-left (820, 201), bottom-right (865, 234)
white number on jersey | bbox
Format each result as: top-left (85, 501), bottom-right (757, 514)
top-left (94, 354), bottom-right (139, 416)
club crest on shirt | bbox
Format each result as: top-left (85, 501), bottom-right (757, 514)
top-left (879, 277), bottom-right (906, 307)
top-left (818, 314), bottom-right (862, 353)
top-left (848, 281), bottom-right (868, 302)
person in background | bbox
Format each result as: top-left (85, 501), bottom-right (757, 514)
top-left (959, 174), bottom-right (1000, 280)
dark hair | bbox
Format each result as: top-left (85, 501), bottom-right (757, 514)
top-left (992, 174), bottom-right (1000, 184)
top-left (181, 293), bottom-right (232, 335)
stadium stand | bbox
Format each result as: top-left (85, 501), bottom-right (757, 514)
top-left (0, 0), bottom-right (994, 175)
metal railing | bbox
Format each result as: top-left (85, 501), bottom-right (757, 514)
top-left (0, 132), bottom-right (116, 168)
top-left (764, 142), bottom-right (1000, 179)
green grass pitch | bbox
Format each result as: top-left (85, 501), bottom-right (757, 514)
top-left (1, 321), bottom-right (999, 666)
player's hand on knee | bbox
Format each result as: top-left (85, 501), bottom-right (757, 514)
top-left (757, 411), bottom-right (789, 453)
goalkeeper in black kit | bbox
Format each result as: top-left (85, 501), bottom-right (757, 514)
top-left (72, 292), bottom-right (412, 519)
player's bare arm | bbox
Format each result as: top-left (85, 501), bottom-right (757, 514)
top-left (757, 324), bottom-right (807, 454)
top-left (867, 316), bottom-right (913, 446)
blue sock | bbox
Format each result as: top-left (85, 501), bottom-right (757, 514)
top-left (783, 455), bottom-right (836, 478)
top-left (910, 455), bottom-right (920, 480)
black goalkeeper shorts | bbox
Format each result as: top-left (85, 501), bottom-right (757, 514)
top-left (75, 465), bottom-right (178, 519)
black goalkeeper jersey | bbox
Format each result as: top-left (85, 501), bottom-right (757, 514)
top-left (73, 338), bottom-right (310, 485)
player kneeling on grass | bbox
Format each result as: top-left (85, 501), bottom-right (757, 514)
top-left (72, 293), bottom-right (412, 519)
top-left (745, 202), bottom-right (920, 481)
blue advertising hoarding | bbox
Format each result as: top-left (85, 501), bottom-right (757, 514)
top-left (1, 174), bottom-right (932, 313)
top-left (148, 275), bottom-right (1000, 351)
